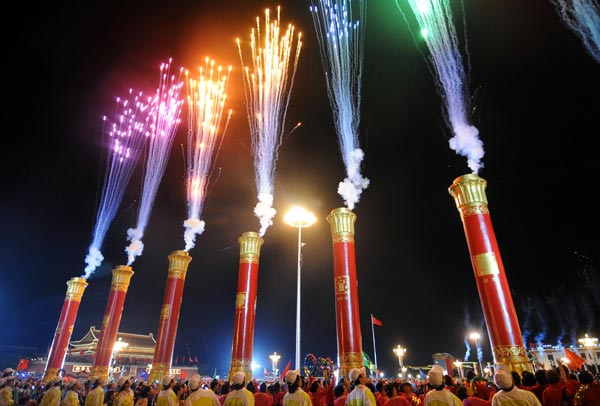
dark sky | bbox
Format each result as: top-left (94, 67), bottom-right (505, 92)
top-left (2, 0), bottom-right (600, 378)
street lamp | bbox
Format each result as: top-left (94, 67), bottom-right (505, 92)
top-left (111, 337), bottom-right (128, 379)
top-left (284, 206), bottom-right (316, 371)
top-left (469, 332), bottom-right (484, 376)
top-left (393, 345), bottom-right (407, 372)
top-left (269, 352), bottom-right (281, 376)
top-left (578, 333), bottom-right (599, 371)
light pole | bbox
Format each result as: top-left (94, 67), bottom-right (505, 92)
top-left (110, 337), bottom-right (128, 380)
top-left (469, 332), bottom-right (484, 376)
top-left (269, 352), bottom-right (281, 376)
top-left (393, 345), bottom-right (407, 374)
top-left (284, 206), bottom-right (316, 372)
top-left (578, 333), bottom-right (599, 371)
top-left (454, 360), bottom-right (463, 379)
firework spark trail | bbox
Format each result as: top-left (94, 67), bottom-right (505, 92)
top-left (82, 90), bottom-right (150, 279)
top-left (183, 58), bottom-right (232, 251)
top-left (310, 0), bottom-right (369, 210)
top-left (396, 0), bottom-right (484, 174)
top-left (463, 337), bottom-right (471, 362)
top-left (237, 7), bottom-right (302, 237)
top-left (552, 0), bottom-right (600, 64)
top-left (125, 59), bottom-right (185, 265)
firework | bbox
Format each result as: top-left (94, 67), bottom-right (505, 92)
top-left (310, 0), bottom-right (369, 210)
top-left (237, 6), bottom-right (302, 237)
top-left (83, 90), bottom-right (150, 278)
top-left (125, 59), bottom-right (185, 265)
top-left (552, 0), bottom-right (600, 64)
top-left (183, 58), bottom-right (232, 251)
top-left (397, 0), bottom-right (484, 174)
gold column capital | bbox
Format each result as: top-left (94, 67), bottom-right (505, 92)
top-left (110, 265), bottom-right (134, 292)
top-left (239, 232), bottom-right (264, 264)
top-left (327, 207), bottom-right (356, 243)
top-left (448, 174), bottom-right (489, 216)
top-left (65, 277), bottom-right (88, 302)
top-left (167, 250), bottom-right (192, 279)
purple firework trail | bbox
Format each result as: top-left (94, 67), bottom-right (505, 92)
top-left (83, 90), bottom-right (150, 279)
top-left (125, 59), bottom-right (185, 265)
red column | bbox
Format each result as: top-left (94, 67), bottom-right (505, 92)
top-left (43, 277), bottom-right (88, 382)
top-left (326, 208), bottom-right (364, 380)
top-left (91, 265), bottom-right (134, 381)
top-left (228, 231), bottom-right (264, 384)
top-left (448, 174), bottom-right (533, 375)
top-left (148, 250), bottom-right (192, 384)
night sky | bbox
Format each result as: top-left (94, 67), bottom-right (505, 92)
top-left (2, 0), bottom-right (600, 378)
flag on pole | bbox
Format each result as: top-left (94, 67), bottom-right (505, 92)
top-left (16, 359), bottom-right (29, 371)
top-left (195, 356), bottom-right (199, 364)
top-left (564, 348), bottom-right (585, 370)
top-left (279, 360), bottom-right (292, 381)
top-left (264, 367), bottom-right (270, 376)
top-left (371, 315), bottom-right (383, 327)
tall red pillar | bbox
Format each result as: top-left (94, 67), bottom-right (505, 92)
top-left (91, 265), bottom-right (134, 381)
top-left (148, 250), bottom-right (192, 384)
top-left (326, 208), bottom-right (364, 380)
top-left (43, 277), bottom-right (88, 382)
top-left (228, 231), bottom-right (264, 383)
top-left (448, 174), bottom-right (533, 374)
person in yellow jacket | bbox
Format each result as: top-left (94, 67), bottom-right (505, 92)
top-left (157, 376), bottom-right (178, 406)
top-left (0, 376), bottom-right (16, 406)
top-left (422, 365), bottom-right (461, 406)
top-left (185, 377), bottom-right (220, 406)
top-left (114, 378), bottom-right (134, 406)
top-left (282, 370), bottom-right (312, 406)
top-left (84, 377), bottom-right (106, 406)
top-left (61, 380), bottom-right (81, 406)
top-left (42, 378), bottom-right (64, 406)
top-left (345, 368), bottom-right (376, 406)
top-left (224, 372), bottom-right (254, 406)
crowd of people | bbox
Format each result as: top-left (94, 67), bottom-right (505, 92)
top-left (0, 364), bottom-right (599, 406)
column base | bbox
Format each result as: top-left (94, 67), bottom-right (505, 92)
top-left (148, 363), bottom-right (171, 385)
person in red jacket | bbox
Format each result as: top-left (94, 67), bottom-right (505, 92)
top-left (254, 383), bottom-right (273, 406)
top-left (541, 370), bottom-right (565, 406)
top-left (573, 371), bottom-right (600, 406)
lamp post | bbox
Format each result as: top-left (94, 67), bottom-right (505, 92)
top-left (270, 352), bottom-right (281, 376)
top-left (469, 332), bottom-right (484, 376)
top-left (284, 206), bottom-right (316, 371)
top-left (110, 337), bottom-right (128, 380)
top-left (578, 333), bottom-right (599, 371)
top-left (393, 345), bottom-right (407, 374)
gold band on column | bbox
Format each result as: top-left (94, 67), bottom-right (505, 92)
top-left (110, 265), bottom-right (134, 292)
top-left (229, 359), bottom-right (252, 384)
top-left (43, 368), bottom-right (60, 383)
top-left (167, 250), bottom-right (192, 279)
top-left (148, 363), bottom-right (171, 384)
top-left (239, 232), bottom-right (264, 264)
top-left (327, 208), bottom-right (356, 243)
top-left (90, 366), bottom-right (109, 382)
top-left (65, 277), bottom-right (88, 302)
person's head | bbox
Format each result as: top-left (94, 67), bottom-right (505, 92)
top-left (465, 370), bottom-right (476, 381)
top-left (4, 376), bottom-right (15, 387)
top-left (348, 367), bottom-right (367, 387)
top-left (456, 385), bottom-right (468, 401)
top-left (162, 375), bottom-right (174, 390)
top-left (333, 384), bottom-right (346, 398)
top-left (231, 372), bottom-right (246, 390)
top-left (521, 371), bottom-right (536, 387)
top-left (510, 371), bottom-right (521, 386)
top-left (494, 370), bottom-right (513, 390)
top-left (399, 382), bottom-right (413, 394)
top-left (67, 380), bottom-right (80, 392)
top-left (285, 370), bottom-right (300, 393)
top-left (118, 377), bottom-right (131, 392)
top-left (546, 369), bottom-right (560, 385)
top-left (210, 379), bottom-right (221, 392)
top-left (383, 383), bottom-right (396, 398)
top-left (259, 382), bottom-right (267, 393)
top-left (52, 377), bottom-right (63, 388)
top-left (427, 365), bottom-right (444, 389)
top-left (310, 381), bottom-right (320, 393)
top-left (534, 370), bottom-right (548, 385)
top-left (578, 370), bottom-right (594, 385)
top-left (444, 375), bottom-right (454, 387)
top-left (375, 381), bottom-right (384, 394)
top-left (139, 386), bottom-right (151, 398)
top-left (173, 383), bottom-right (182, 396)
top-left (246, 381), bottom-right (255, 394)
top-left (3, 368), bottom-right (15, 378)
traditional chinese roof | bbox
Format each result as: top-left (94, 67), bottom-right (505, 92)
top-left (70, 326), bottom-right (156, 352)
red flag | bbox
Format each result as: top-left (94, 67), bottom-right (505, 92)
top-left (189, 356), bottom-right (193, 364)
top-left (16, 359), bottom-right (29, 371)
top-left (181, 370), bottom-right (187, 380)
top-left (264, 367), bottom-right (270, 376)
top-left (279, 360), bottom-right (292, 381)
top-left (194, 356), bottom-right (199, 364)
top-left (564, 348), bottom-right (585, 370)
top-left (371, 315), bottom-right (383, 327)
